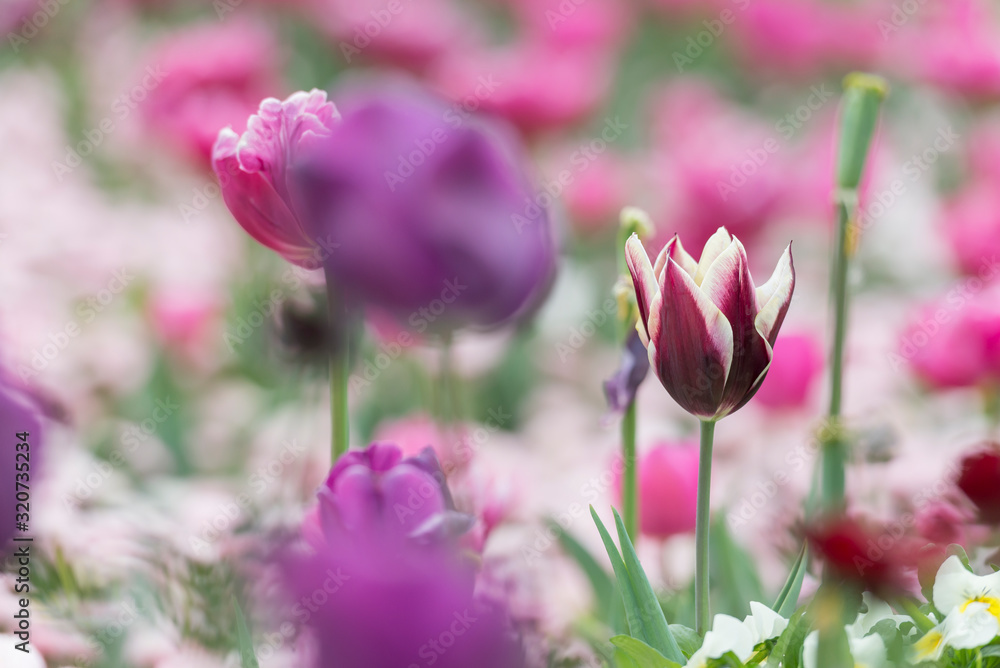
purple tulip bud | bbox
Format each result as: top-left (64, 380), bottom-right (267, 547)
top-left (291, 81), bottom-right (557, 331)
top-left (603, 329), bottom-right (650, 414)
top-left (625, 227), bottom-right (795, 420)
top-left (0, 380), bottom-right (43, 551)
top-left (317, 443), bottom-right (468, 543)
top-left (211, 90), bottom-right (340, 267)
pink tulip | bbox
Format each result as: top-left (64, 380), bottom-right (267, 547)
top-left (626, 226), bottom-right (795, 419)
top-left (901, 288), bottom-right (1000, 390)
top-left (142, 21), bottom-right (284, 164)
top-left (753, 332), bottom-right (823, 411)
top-left (147, 291), bottom-right (221, 363)
top-left (941, 181), bottom-right (1000, 276)
top-left (885, 0), bottom-right (1000, 100)
top-left (431, 40), bottom-right (613, 136)
top-left (614, 443), bottom-right (700, 539)
top-left (730, 0), bottom-right (881, 77)
top-left (646, 81), bottom-right (792, 251)
top-left (211, 90), bottom-right (339, 266)
top-left (507, 0), bottom-right (633, 52)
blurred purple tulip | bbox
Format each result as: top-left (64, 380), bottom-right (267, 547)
top-left (0, 380), bottom-right (42, 551)
top-left (285, 532), bottom-right (524, 668)
top-left (212, 89), bottom-right (340, 267)
top-left (292, 81), bottom-right (557, 331)
top-left (625, 227), bottom-right (795, 420)
top-left (316, 442), bottom-right (472, 543)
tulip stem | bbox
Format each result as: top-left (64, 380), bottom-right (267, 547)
top-left (823, 199), bottom-right (851, 511)
top-left (622, 400), bottom-right (638, 542)
top-left (325, 267), bottom-right (350, 462)
top-left (695, 418), bottom-right (716, 636)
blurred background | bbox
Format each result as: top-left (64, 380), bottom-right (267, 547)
top-left (3, 0), bottom-right (1000, 665)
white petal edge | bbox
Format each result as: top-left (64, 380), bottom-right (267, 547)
top-left (694, 227), bottom-right (733, 286)
top-left (754, 244), bottom-right (794, 343)
top-left (625, 234), bottom-right (659, 344)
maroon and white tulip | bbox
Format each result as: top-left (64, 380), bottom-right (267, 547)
top-left (625, 227), bottom-right (795, 420)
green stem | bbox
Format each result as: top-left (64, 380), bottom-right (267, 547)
top-left (622, 400), bottom-right (638, 542)
top-left (823, 198), bottom-right (852, 511)
top-left (695, 419), bottom-right (716, 636)
top-left (325, 267), bottom-right (350, 462)
top-left (898, 598), bottom-right (936, 633)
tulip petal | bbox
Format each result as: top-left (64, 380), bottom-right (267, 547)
top-left (651, 258), bottom-right (734, 418)
top-left (654, 235), bottom-right (698, 281)
top-left (700, 238), bottom-right (772, 416)
top-left (694, 227), bottom-right (733, 286)
top-left (755, 244), bottom-right (796, 346)
top-left (625, 235), bottom-right (659, 344)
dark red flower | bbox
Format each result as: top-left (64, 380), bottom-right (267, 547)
top-left (957, 445), bottom-right (1000, 524)
top-left (806, 516), bottom-right (918, 599)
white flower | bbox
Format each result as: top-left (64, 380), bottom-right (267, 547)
top-left (685, 602), bottom-right (788, 668)
top-left (914, 555), bottom-right (1000, 660)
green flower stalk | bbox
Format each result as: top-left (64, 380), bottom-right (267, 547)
top-left (823, 73), bottom-right (888, 511)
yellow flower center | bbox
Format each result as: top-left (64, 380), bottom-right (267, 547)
top-left (960, 595), bottom-right (1000, 622)
top-left (913, 630), bottom-right (943, 660)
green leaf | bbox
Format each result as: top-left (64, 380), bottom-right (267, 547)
top-left (591, 506), bottom-right (650, 643)
top-left (766, 607), bottom-right (810, 668)
top-left (711, 518), bottom-right (766, 618)
top-left (668, 624), bottom-right (702, 658)
top-left (549, 519), bottom-right (615, 617)
top-left (772, 544), bottom-right (808, 618)
top-left (610, 635), bottom-right (683, 668)
top-left (947, 544), bottom-right (972, 571)
top-left (233, 597), bottom-right (259, 668)
top-left (613, 508), bottom-right (685, 663)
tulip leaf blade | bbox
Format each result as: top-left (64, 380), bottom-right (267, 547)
top-left (668, 624), bottom-right (702, 658)
top-left (766, 606), bottom-right (809, 668)
top-left (610, 635), bottom-right (683, 668)
top-left (772, 543), bottom-right (808, 618)
top-left (612, 508), bottom-right (685, 663)
top-left (591, 506), bottom-right (651, 644)
top-left (233, 597), bottom-right (260, 668)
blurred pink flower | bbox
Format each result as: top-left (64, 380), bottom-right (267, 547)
top-left (312, 0), bottom-right (478, 71)
top-left (646, 81), bottom-right (792, 251)
top-left (553, 148), bottom-right (632, 236)
top-left (900, 288), bottom-right (1000, 390)
top-left (614, 442), bottom-right (700, 540)
top-left (966, 118), bottom-right (1000, 183)
top-left (432, 40), bottom-right (614, 136)
top-left (147, 290), bottom-right (222, 365)
top-left (142, 21), bottom-right (284, 164)
top-left (915, 500), bottom-right (970, 547)
top-left (730, 0), bottom-right (881, 77)
top-left (753, 332), bottom-right (823, 411)
top-left (212, 89), bottom-right (339, 266)
top-left (941, 181), bottom-right (1000, 276)
top-left (507, 0), bottom-right (633, 52)
top-left (887, 0), bottom-right (1000, 100)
